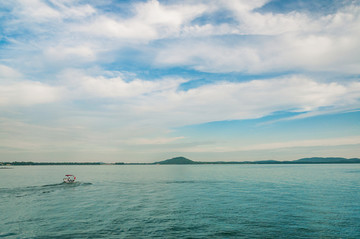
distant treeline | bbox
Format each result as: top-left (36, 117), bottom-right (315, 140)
top-left (1, 162), bottom-right (124, 166)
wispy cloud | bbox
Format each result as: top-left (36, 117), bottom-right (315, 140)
top-left (125, 136), bottom-right (185, 145)
top-left (14, 0), bottom-right (96, 21)
top-left (119, 75), bottom-right (359, 126)
top-left (178, 136), bottom-right (360, 153)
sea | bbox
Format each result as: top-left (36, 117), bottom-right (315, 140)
top-left (0, 164), bottom-right (359, 238)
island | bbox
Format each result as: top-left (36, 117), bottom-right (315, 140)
top-left (154, 157), bottom-right (197, 164)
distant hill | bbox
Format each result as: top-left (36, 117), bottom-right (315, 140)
top-left (153, 157), bottom-right (360, 165)
top-left (294, 157), bottom-right (360, 163)
top-left (154, 157), bottom-right (196, 164)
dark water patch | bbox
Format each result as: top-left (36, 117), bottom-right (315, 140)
top-left (30, 232), bottom-right (102, 239)
top-left (213, 230), bottom-right (243, 237)
top-left (346, 170), bottom-right (360, 173)
top-left (0, 233), bottom-right (17, 238)
top-left (163, 180), bottom-right (198, 184)
top-left (4, 217), bottom-right (47, 226)
top-left (161, 180), bottom-right (227, 184)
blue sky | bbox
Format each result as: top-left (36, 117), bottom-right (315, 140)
top-left (0, 0), bottom-right (360, 162)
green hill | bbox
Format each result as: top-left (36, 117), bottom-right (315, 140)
top-left (154, 157), bottom-right (196, 164)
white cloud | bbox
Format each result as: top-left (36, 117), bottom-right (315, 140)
top-left (73, 15), bottom-right (159, 40)
top-left (17, 0), bottom-right (61, 20)
top-left (60, 69), bottom-right (186, 99)
top-left (1, 66), bottom-right (359, 128)
top-left (128, 76), bottom-right (358, 126)
top-left (49, 70), bottom-right (360, 128)
top-left (154, 2), bottom-right (360, 74)
top-left (6, 0), bottom-right (360, 74)
top-left (73, 0), bottom-right (208, 41)
top-left (155, 40), bottom-right (263, 73)
top-left (0, 65), bottom-right (22, 80)
top-left (222, 0), bottom-right (313, 35)
top-left (0, 81), bottom-right (63, 106)
top-left (44, 45), bottom-right (96, 63)
top-left (0, 65), bottom-right (64, 106)
top-left (155, 29), bottom-right (360, 74)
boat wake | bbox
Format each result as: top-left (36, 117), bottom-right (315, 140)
top-left (0, 182), bottom-right (92, 198)
top-left (42, 182), bottom-right (92, 187)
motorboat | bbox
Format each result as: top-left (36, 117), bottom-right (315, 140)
top-left (63, 174), bottom-right (76, 183)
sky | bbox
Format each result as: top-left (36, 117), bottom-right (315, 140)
top-left (0, 0), bottom-right (360, 163)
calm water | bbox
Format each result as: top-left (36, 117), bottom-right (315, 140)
top-left (0, 164), bottom-right (359, 238)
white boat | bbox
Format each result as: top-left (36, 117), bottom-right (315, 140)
top-left (63, 174), bottom-right (76, 183)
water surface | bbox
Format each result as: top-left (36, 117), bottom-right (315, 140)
top-left (1, 164), bottom-right (359, 238)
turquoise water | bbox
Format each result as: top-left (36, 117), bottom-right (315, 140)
top-left (1, 164), bottom-right (360, 238)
